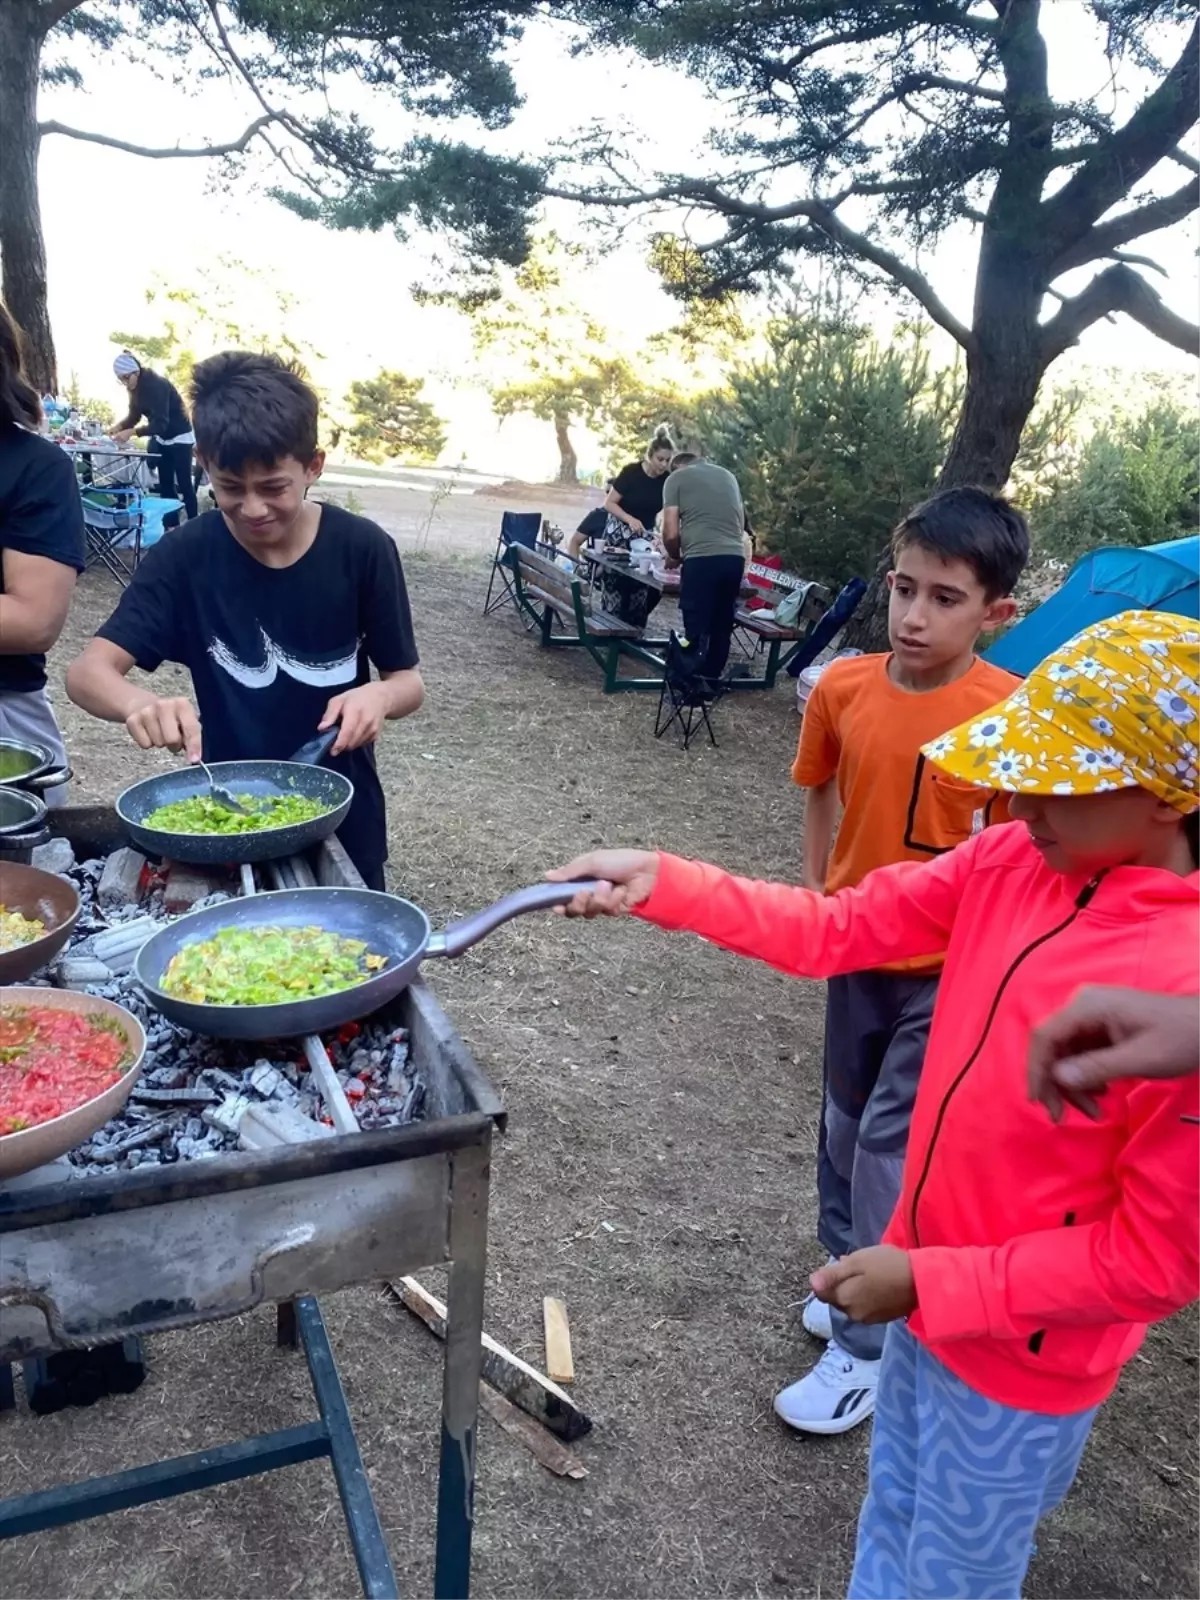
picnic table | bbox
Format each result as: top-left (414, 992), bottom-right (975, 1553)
top-left (586, 549), bottom-right (759, 601)
top-left (59, 442), bottom-right (156, 488)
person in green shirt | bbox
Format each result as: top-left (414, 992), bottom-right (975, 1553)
top-left (661, 451), bottom-right (747, 682)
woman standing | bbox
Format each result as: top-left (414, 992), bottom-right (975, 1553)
top-left (595, 424), bottom-right (675, 630)
top-left (0, 303), bottom-right (85, 794)
top-left (111, 351), bottom-right (198, 528)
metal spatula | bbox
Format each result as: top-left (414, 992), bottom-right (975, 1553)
top-left (197, 760), bottom-right (253, 815)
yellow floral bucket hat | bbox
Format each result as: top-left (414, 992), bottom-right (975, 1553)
top-left (924, 609), bottom-right (1199, 811)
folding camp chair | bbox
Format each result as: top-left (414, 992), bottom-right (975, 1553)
top-left (483, 511), bottom-right (544, 617)
top-left (81, 486), bottom-right (145, 587)
top-left (655, 631), bottom-right (725, 750)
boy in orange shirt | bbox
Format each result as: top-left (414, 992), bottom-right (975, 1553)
top-left (785, 487), bottom-right (1029, 1433)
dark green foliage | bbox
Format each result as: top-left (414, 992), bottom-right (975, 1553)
top-left (1029, 398), bottom-right (1199, 561)
top-left (699, 313), bottom-right (959, 586)
top-left (343, 369), bottom-right (447, 464)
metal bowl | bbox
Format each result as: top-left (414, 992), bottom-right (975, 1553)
top-left (0, 737), bottom-right (53, 789)
top-left (0, 987), bottom-right (146, 1181)
top-left (0, 863), bottom-right (82, 985)
top-left (0, 786), bottom-right (47, 839)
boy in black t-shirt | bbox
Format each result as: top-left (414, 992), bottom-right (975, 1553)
top-left (67, 352), bottom-right (423, 888)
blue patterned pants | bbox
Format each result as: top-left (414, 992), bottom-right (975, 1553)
top-left (849, 1322), bottom-right (1098, 1600)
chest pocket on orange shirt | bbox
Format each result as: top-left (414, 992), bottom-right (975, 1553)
top-left (904, 754), bottom-right (996, 856)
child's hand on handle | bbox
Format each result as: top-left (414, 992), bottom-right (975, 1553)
top-left (320, 683), bottom-right (390, 755)
top-left (545, 851), bottom-right (660, 917)
top-left (1028, 986), bottom-right (1199, 1123)
top-left (811, 1246), bottom-right (916, 1324)
top-left (125, 696), bottom-right (203, 762)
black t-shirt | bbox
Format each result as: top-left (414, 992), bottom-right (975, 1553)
top-left (610, 461), bottom-right (666, 531)
top-left (118, 369), bottom-right (191, 442)
top-left (96, 505), bottom-right (419, 880)
top-left (0, 424), bottom-right (86, 693)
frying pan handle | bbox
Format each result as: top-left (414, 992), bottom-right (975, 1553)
top-left (426, 880), bottom-right (604, 960)
top-left (289, 727), bottom-right (338, 766)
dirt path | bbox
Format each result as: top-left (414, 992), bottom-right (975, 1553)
top-left (1, 555), bottom-right (1194, 1600)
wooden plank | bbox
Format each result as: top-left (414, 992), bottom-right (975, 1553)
top-left (391, 1276), bottom-right (593, 1442)
top-left (542, 1296), bottom-right (574, 1384)
top-left (477, 1384), bottom-right (588, 1479)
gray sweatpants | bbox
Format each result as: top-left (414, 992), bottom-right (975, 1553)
top-left (0, 687), bottom-right (71, 807)
top-left (817, 969), bottom-right (938, 1361)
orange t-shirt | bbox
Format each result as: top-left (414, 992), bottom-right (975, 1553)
top-left (792, 653), bottom-right (1020, 974)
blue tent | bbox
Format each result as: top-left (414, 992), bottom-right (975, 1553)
top-left (985, 535), bottom-right (1200, 676)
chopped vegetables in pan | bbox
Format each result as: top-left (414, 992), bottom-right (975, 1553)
top-left (160, 925), bottom-right (388, 1006)
top-left (0, 905), bottom-right (46, 953)
top-left (0, 1006), bottom-right (132, 1135)
top-left (143, 792), bottom-right (331, 835)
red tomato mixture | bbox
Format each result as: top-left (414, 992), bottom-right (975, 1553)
top-left (0, 1007), bottom-right (132, 1135)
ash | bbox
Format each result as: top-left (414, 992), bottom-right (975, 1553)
top-left (25, 849), bottom-right (427, 1178)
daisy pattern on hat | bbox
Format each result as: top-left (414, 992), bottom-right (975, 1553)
top-left (922, 610), bottom-right (1200, 810)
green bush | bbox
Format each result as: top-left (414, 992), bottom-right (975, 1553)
top-left (1029, 399), bottom-right (1198, 562)
top-left (699, 315), bottom-right (958, 585)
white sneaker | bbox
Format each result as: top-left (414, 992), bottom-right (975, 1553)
top-left (774, 1342), bottom-right (880, 1435)
top-left (801, 1293), bottom-right (833, 1341)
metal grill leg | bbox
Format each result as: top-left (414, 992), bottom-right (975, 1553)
top-left (295, 1297), bottom-right (398, 1600)
top-left (434, 1143), bottom-right (490, 1600)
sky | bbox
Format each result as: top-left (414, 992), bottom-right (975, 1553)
top-left (35, 2), bottom-right (1198, 480)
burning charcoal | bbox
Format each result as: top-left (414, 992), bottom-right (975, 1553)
top-left (246, 1061), bottom-right (284, 1099)
top-left (98, 848), bottom-right (146, 909)
top-left (92, 917), bottom-right (164, 975)
top-left (146, 1064), bottom-right (191, 1090)
top-left (90, 1117), bottom-right (172, 1164)
top-left (131, 1086), bottom-right (219, 1108)
top-left (31, 838), bottom-right (75, 876)
top-left (399, 1080), bottom-right (425, 1124)
top-left (203, 1095), bottom-right (251, 1138)
top-left (238, 1102), bottom-right (336, 1149)
top-left (198, 1067), bottom-right (242, 1097)
top-left (189, 890), bottom-right (234, 913)
top-left (57, 956), bottom-right (115, 990)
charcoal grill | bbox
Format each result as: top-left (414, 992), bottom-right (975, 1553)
top-left (0, 808), bottom-right (503, 1600)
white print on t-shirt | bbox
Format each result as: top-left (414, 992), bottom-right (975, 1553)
top-left (208, 626), bottom-right (360, 690)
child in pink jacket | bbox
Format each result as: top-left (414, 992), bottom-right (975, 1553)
top-left (548, 610), bottom-right (1199, 1599)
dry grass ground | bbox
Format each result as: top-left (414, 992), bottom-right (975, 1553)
top-left (0, 531), bottom-right (1195, 1600)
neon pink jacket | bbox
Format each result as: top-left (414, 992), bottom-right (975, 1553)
top-left (635, 823), bottom-right (1199, 1414)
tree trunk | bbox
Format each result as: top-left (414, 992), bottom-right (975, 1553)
top-left (840, 248), bottom-right (1048, 655)
top-left (553, 409), bottom-right (578, 484)
top-left (0, 3), bottom-right (56, 394)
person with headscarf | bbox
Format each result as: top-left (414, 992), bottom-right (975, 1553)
top-left (111, 351), bottom-right (197, 527)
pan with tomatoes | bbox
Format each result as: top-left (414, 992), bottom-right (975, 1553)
top-left (0, 988), bottom-right (145, 1180)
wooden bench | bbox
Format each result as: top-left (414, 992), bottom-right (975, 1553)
top-left (504, 545), bottom-right (670, 693)
top-left (733, 564), bottom-right (830, 687)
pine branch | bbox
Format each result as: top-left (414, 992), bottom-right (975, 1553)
top-left (1041, 21), bottom-right (1199, 256)
top-left (38, 114), bottom-right (276, 158)
top-left (1040, 262), bottom-right (1199, 361)
top-left (1049, 178), bottom-right (1199, 276)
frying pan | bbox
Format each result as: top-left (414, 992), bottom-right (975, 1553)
top-left (0, 863), bottom-right (82, 985)
top-left (116, 759), bottom-right (353, 865)
top-left (0, 987), bottom-right (146, 1180)
top-left (135, 881), bottom-right (599, 1040)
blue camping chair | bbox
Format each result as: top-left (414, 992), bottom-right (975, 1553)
top-left (483, 511), bottom-right (545, 617)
